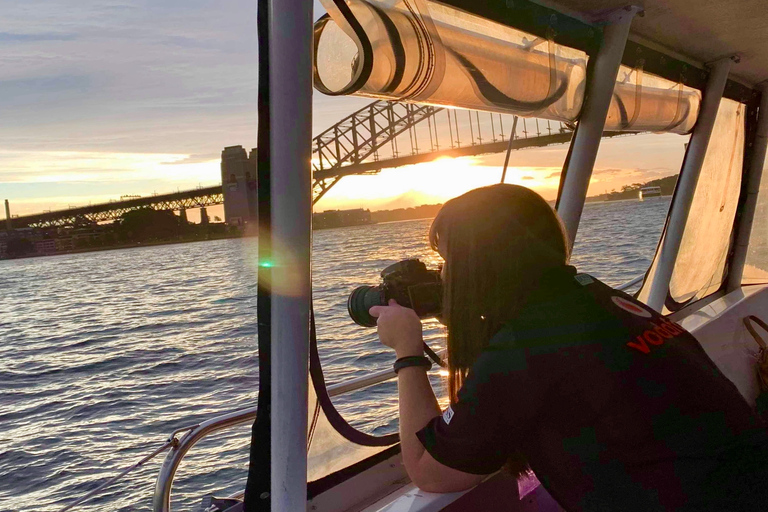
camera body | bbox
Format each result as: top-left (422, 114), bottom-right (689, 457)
top-left (347, 259), bottom-right (442, 327)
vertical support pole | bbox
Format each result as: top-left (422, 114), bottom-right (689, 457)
top-left (453, 110), bottom-right (461, 147)
top-left (645, 57), bottom-right (733, 310)
top-left (728, 86), bottom-right (768, 291)
top-left (333, 126), bottom-right (341, 166)
top-left (4, 200), bottom-right (11, 231)
top-left (447, 110), bottom-right (455, 149)
top-left (468, 111), bottom-right (475, 145)
top-left (427, 114), bottom-right (435, 151)
top-left (269, 0), bottom-right (312, 508)
top-left (370, 104), bottom-right (378, 161)
top-left (351, 115), bottom-right (359, 161)
top-left (556, 6), bottom-right (639, 250)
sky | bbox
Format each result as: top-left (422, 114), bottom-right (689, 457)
top-left (1, 0), bottom-right (689, 220)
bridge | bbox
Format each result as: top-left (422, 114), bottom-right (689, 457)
top-left (10, 100), bottom-right (581, 229)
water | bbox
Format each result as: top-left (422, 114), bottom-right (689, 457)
top-left (0, 198), bottom-right (670, 511)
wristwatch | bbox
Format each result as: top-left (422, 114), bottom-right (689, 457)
top-left (393, 355), bottom-right (432, 374)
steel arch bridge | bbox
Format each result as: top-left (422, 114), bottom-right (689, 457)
top-left (310, 100), bottom-right (573, 202)
top-left (12, 100), bottom-right (584, 229)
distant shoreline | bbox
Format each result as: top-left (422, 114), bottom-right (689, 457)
top-left (0, 232), bottom-right (241, 262)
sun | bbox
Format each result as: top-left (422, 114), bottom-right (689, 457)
top-left (315, 156), bottom-right (561, 210)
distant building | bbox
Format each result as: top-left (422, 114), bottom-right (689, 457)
top-left (313, 208), bottom-right (373, 230)
top-left (34, 239), bottom-right (57, 255)
top-left (221, 146), bottom-right (258, 226)
top-left (55, 237), bottom-right (75, 252)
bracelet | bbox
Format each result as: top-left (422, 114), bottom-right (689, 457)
top-left (394, 355), bottom-right (432, 374)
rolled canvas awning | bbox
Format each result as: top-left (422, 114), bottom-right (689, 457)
top-left (314, 0), bottom-right (700, 134)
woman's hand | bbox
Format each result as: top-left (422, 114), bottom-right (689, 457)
top-left (369, 299), bottom-right (424, 358)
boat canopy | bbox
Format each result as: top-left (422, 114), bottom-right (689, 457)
top-left (314, 0), bottom-right (700, 133)
top-left (246, 0), bottom-right (768, 507)
top-left (531, 0), bottom-right (768, 87)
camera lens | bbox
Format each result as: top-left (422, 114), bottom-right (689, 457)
top-left (347, 286), bottom-right (385, 327)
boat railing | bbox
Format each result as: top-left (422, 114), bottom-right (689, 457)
top-left (149, 273), bottom-right (644, 511)
top-left (152, 364), bottom-right (405, 511)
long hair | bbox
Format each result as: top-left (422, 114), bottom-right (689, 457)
top-left (429, 184), bottom-right (569, 476)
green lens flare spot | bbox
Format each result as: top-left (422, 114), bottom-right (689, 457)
top-left (259, 261), bottom-right (274, 268)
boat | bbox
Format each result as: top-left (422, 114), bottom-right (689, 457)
top-left (638, 185), bottom-right (662, 200)
top-left (57, 0), bottom-right (768, 510)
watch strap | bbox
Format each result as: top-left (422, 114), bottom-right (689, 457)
top-left (394, 355), bottom-right (432, 374)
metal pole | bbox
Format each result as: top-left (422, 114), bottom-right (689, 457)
top-left (269, 0), bottom-right (312, 508)
top-left (453, 110), bottom-right (461, 147)
top-left (556, 6), bottom-right (640, 249)
top-left (645, 57), bottom-right (734, 310)
top-left (727, 85), bottom-right (768, 291)
top-left (4, 200), bottom-right (11, 231)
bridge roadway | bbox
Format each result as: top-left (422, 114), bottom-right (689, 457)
top-left (13, 187), bottom-right (224, 229)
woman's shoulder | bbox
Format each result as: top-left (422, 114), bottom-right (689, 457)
top-left (496, 274), bottom-right (625, 350)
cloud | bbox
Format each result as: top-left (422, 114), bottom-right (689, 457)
top-left (0, 0), bottom-right (261, 157)
top-left (593, 168), bottom-right (625, 176)
top-left (0, 32), bottom-right (77, 43)
top-left (162, 153), bottom-right (219, 165)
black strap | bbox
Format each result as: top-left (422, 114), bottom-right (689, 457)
top-left (309, 309), bottom-right (399, 447)
top-left (243, 0), bottom-right (272, 508)
top-left (394, 356), bottom-right (432, 374)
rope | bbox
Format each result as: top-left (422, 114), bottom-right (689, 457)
top-left (58, 439), bottom-right (177, 512)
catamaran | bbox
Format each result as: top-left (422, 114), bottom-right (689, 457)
top-left (58, 0), bottom-right (768, 510)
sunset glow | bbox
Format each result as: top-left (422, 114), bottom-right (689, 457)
top-left (315, 156), bottom-right (562, 211)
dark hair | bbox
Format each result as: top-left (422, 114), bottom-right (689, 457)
top-left (429, 184), bottom-right (569, 475)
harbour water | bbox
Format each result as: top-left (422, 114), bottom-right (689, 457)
top-left (0, 197), bottom-right (670, 511)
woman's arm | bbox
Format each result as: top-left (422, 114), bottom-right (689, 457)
top-left (370, 300), bottom-right (487, 492)
top-left (397, 366), bottom-right (487, 492)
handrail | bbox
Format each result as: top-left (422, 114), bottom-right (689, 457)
top-left (152, 359), bottom-right (405, 511)
top-left (153, 275), bottom-right (646, 511)
top-left (617, 274), bottom-right (644, 292)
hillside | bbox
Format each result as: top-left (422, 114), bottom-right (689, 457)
top-left (588, 174), bottom-right (678, 202)
top-left (370, 203), bottom-right (443, 223)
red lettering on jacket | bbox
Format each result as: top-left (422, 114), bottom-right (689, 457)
top-left (626, 319), bottom-right (685, 354)
top-left (627, 336), bottom-right (651, 354)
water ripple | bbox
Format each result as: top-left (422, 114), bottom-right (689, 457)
top-left (0, 198), bottom-right (669, 511)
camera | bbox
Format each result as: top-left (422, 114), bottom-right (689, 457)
top-left (347, 259), bottom-right (442, 327)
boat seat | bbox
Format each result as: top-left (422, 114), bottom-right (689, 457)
top-left (199, 495), bottom-right (243, 512)
top-left (439, 472), bottom-right (565, 512)
top-left (676, 285), bottom-right (768, 408)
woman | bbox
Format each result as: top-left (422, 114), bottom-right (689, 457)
top-left (369, 184), bottom-right (768, 511)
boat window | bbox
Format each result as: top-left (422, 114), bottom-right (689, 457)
top-left (668, 98), bottom-right (745, 306)
top-left (310, 221), bottom-right (449, 481)
top-left (638, 98), bottom-right (746, 310)
top-left (605, 65), bottom-right (700, 134)
top-left (742, 148), bottom-right (768, 285)
top-left (569, 132), bottom-right (689, 290)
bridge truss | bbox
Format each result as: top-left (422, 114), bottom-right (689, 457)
top-left (15, 187), bottom-right (223, 229)
top-left (311, 100), bottom-right (573, 203)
